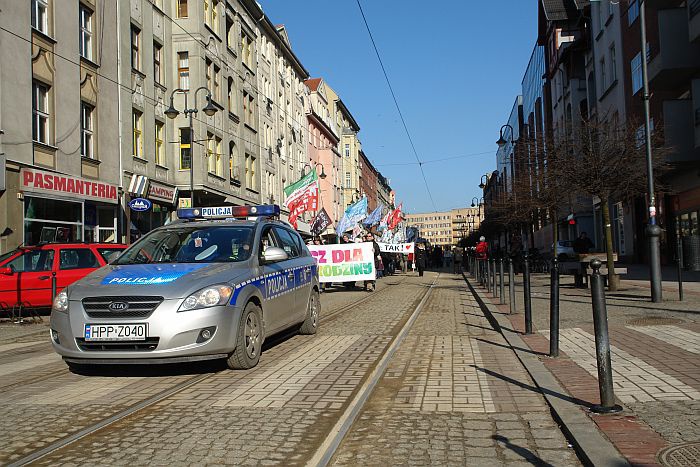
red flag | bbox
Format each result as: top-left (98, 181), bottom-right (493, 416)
top-left (388, 203), bottom-right (403, 230)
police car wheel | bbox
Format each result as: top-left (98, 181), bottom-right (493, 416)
top-left (227, 302), bottom-right (263, 370)
top-left (299, 289), bottom-right (320, 335)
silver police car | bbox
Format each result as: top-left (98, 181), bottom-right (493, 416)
top-left (50, 205), bottom-right (320, 372)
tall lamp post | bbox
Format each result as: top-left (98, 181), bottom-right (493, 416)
top-left (639, 0), bottom-right (662, 302)
top-left (165, 87), bottom-right (218, 208)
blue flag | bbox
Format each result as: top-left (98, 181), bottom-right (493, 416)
top-left (363, 204), bottom-right (384, 227)
top-left (336, 196), bottom-right (368, 236)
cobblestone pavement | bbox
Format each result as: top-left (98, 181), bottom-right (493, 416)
top-left (477, 269), bottom-right (700, 465)
top-left (0, 273), bottom-right (433, 465)
top-left (331, 274), bottom-right (580, 466)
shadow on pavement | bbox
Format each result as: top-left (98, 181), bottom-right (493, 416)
top-left (474, 337), bottom-right (547, 357)
top-left (471, 365), bottom-right (593, 409)
top-left (492, 435), bottom-right (554, 467)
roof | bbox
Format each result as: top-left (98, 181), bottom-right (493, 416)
top-left (540, 0), bottom-right (579, 21)
top-left (304, 78), bottom-right (322, 92)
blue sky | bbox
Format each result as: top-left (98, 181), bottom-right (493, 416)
top-left (263, 0), bottom-right (537, 214)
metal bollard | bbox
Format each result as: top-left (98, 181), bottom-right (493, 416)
top-left (499, 257), bottom-right (505, 305)
top-left (486, 259), bottom-right (491, 292)
top-left (589, 259), bottom-right (623, 413)
top-left (508, 257), bottom-right (516, 314)
top-left (523, 253), bottom-right (532, 334)
top-left (51, 272), bottom-right (57, 302)
top-left (676, 233), bottom-right (684, 302)
top-left (492, 259), bottom-right (498, 298)
top-left (549, 258), bottom-right (560, 357)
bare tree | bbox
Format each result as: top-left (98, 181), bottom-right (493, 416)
top-left (549, 117), bottom-right (668, 290)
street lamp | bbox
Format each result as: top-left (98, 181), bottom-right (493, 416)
top-left (471, 197), bottom-right (483, 208)
top-left (478, 174), bottom-right (489, 190)
top-left (302, 162), bottom-right (327, 180)
top-left (165, 87), bottom-right (218, 207)
top-left (638, 0), bottom-right (662, 302)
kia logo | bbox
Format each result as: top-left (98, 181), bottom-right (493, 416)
top-left (108, 301), bottom-right (129, 312)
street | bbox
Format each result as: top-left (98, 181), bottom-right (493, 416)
top-left (0, 272), bottom-right (579, 466)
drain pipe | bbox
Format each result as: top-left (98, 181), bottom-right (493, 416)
top-left (115, 1), bottom-right (125, 242)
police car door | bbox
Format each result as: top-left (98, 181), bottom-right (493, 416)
top-left (259, 226), bottom-right (295, 333)
top-left (272, 226), bottom-right (306, 326)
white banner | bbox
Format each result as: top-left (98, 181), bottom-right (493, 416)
top-left (378, 242), bottom-right (414, 254)
top-left (308, 243), bottom-right (376, 283)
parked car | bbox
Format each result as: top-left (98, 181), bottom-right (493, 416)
top-left (552, 240), bottom-right (577, 260)
top-left (0, 242), bottom-right (127, 311)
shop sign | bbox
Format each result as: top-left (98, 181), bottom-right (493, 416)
top-left (148, 181), bottom-right (178, 205)
top-left (129, 198), bottom-right (152, 212)
top-left (179, 197), bottom-right (192, 208)
top-left (20, 168), bottom-right (118, 204)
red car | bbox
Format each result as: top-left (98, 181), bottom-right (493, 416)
top-left (0, 243), bottom-right (127, 311)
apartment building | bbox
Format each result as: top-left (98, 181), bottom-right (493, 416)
top-left (0, 0), bottom-right (121, 251)
top-left (405, 207), bottom-right (483, 249)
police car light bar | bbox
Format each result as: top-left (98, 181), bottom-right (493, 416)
top-left (177, 205), bottom-right (280, 220)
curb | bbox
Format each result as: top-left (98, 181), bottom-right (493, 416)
top-left (464, 274), bottom-right (630, 467)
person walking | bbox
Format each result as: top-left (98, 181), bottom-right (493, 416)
top-left (415, 242), bottom-right (428, 277)
top-left (364, 233), bottom-right (381, 291)
top-left (476, 236), bottom-right (489, 278)
top-left (453, 245), bottom-right (463, 274)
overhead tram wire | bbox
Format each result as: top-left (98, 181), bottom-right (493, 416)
top-left (355, 0), bottom-right (436, 211)
top-left (375, 150), bottom-right (496, 167)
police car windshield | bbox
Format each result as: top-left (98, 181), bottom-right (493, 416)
top-left (114, 226), bottom-right (254, 265)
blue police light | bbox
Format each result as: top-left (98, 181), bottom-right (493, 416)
top-left (177, 205), bottom-right (280, 220)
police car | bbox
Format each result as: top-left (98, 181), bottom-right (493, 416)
top-left (50, 205), bottom-right (320, 372)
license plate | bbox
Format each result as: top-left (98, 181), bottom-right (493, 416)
top-left (84, 324), bottom-right (147, 341)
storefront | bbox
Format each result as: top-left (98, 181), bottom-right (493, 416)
top-left (19, 167), bottom-right (118, 245)
top-left (126, 176), bottom-right (178, 243)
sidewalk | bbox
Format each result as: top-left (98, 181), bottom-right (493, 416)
top-left (469, 269), bottom-right (700, 466)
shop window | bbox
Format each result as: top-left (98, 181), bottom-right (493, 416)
top-left (6, 250), bottom-right (54, 272)
top-left (59, 248), bottom-right (99, 270)
top-left (24, 197), bottom-right (82, 245)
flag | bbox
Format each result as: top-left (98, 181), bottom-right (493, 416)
top-left (337, 196), bottom-right (368, 235)
top-left (310, 208), bottom-right (332, 236)
top-left (388, 203), bottom-right (403, 230)
top-left (283, 170), bottom-right (319, 228)
top-left (363, 204), bottom-right (384, 227)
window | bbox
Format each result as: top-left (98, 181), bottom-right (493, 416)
top-left (33, 82), bottom-right (50, 144)
top-left (97, 248), bottom-right (124, 263)
top-left (600, 57), bottom-right (607, 90)
top-left (79, 5), bottom-right (93, 60)
top-left (6, 249), bottom-right (54, 272)
top-left (243, 90), bottom-right (254, 127)
top-left (81, 102), bottom-right (94, 159)
top-left (176, 0), bottom-right (188, 18)
top-left (227, 77), bottom-right (236, 113)
top-left (204, 0), bottom-right (218, 34)
top-left (31, 0), bottom-right (49, 34)
top-left (226, 16), bottom-right (234, 49)
top-left (130, 25), bottom-right (140, 71)
top-left (609, 44), bottom-right (617, 82)
top-left (132, 109), bottom-right (143, 158)
top-left (206, 133), bottom-right (222, 176)
top-left (229, 142), bottom-right (238, 180)
top-left (345, 172), bottom-right (351, 187)
top-left (345, 144), bottom-right (350, 157)
top-left (155, 121), bottom-right (165, 166)
top-left (214, 65), bottom-right (220, 102)
top-left (59, 248), bottom-right (99, 270)
top-left (153, 42), bottom-right (163, 84)
top-left (215, 137), bottom-right (222, 177)
top-left (245, 153), bottom-right (257, 190)
top-left (241, 32), bottom-right (253, 69)
top-left (627, 0), bottom-right (639, 25)
top-left (631, 43), bottom-right (650, 94)
top-left (178, 52), bottom-right (189, 90)
top-left (273, 227), bottom-right (300, 258)
top-left (179, 128), bottom-right (191, 169)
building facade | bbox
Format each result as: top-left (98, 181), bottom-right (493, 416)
top-left (405, 207), bottom-right (483, 249)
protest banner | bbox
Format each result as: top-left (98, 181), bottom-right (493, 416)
top-left (310, 208), bottom-right (332, 236)
top-left (307, 243), bottom-right (376, 283)
top-left (283, 170), bottom-right (319, 228)
top-left (378, 242), bottom-right (414, 254)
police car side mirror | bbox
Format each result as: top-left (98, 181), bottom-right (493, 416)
top-left (261, 247), bottom-right (288, 264)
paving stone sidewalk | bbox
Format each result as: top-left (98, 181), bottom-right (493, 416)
top-left (331, 274), bottom-right (580, 466)
top-left (475, 269), bottom-right (700, 466)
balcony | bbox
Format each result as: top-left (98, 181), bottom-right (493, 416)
top-left (690, 0), bottom-right (700, 43)
top-left (648, 8), bottom-right (700, 88)
top-left (663, 99), bottom-right (700, 163)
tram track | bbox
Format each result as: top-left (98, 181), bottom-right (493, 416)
top-left (6, 274), bottom-right (414, 466)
